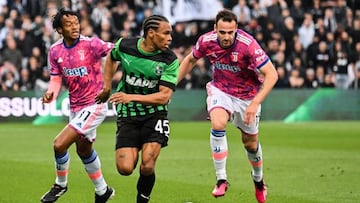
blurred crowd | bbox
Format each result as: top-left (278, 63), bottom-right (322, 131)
top-left (1, 0), bottom-right (360, 92)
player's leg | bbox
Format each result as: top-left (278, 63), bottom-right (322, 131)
top-left (40, 126), bottom-right (78, 202)
top-left (137, 142), bottom-right (162, 203)
top-left (136, 112), bottom-right (169, 203)
top-left (75, 139), bottom-right (114, 203)
top-left (115, 147), bottom-right (139, 175)
top-left (209, 107), bottom-right (231, 197)
top-left (234, 99), bottom-right (266, 203)
top-left (115, 118), bottom-right (141, 176)
top-left (206, 84), bottom-right (233, 197)
top-left (242, 133), bottom-right (262, 182)
top-left (114, 117), bottom-right (141, 201)
top-left (242, 131), bottom-right (267, 203)
top-left (73, 103), bottom-right (114, 203)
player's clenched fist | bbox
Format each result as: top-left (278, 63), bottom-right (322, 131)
top-left (95, 88), bottom-right (111, 104)
top-left (42, 92), bottom-right (54, 103)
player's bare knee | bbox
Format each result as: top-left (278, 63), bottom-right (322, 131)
top-left (244, 143), bottom-right (257, 152)
top-left (117, 164), bottom-right (133, 176)
top-left (53, 140), bottom-right (66, 153)
top-left (76, 148), bottom-right (91, 158)
top-left (211, 121), bottom-right (227, 131)
top-left (242, 133), bottom-right (258, 151)
top-left (140, 163), bottom-right (155, 175)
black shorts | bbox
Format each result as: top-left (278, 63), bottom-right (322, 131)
top-left (115, 111), bottom-right (170, 150)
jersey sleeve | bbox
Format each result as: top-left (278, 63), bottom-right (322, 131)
top-left (159, 58), bottom-right (179, 91)
top-left (248, 39), bottom-right (270, 70)
top-left (91, 37), bottom-right (114, 58)
top-left (111, 38), bottom-right (124, 61)
top-left (47, 47), bottom-right (61, 76)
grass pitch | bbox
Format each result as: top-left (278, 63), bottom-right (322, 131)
top-left (0, 121), bottom-right (359, 203)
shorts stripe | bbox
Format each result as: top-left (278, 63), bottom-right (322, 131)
top-left (83, 104), bottom-right (103, 131)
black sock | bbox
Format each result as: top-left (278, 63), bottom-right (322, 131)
top-left (136, 173), bottom-right (155, 203)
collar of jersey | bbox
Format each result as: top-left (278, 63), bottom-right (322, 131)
top-left (137, 38), bottom-right (162, 56)
top-left (63, 37), bottom-right (80, 49)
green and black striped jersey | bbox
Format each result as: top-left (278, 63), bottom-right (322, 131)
top-left (111, 37), bottom-right (179, 118)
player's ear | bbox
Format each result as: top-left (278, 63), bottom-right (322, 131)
top-left (148, 28), bottom-right (155, 38)
top-left (56, 27), bottom-right (63, 35)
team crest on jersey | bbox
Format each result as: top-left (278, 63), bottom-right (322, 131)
top-left (231, 52), bottom-right (238, 62)
top-left (154, 66), bottom-right (163, 76)
top-left (78, 50), bottom-right (85, 60)
top-left (57, 58), bottom-right (63, 63)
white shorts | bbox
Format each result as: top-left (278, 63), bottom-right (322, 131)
top-left (206, 83), bottom-right (261, 134)
top-left (69, 103), bottom-right (107, 142)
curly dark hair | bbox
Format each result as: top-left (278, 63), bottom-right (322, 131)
top-left (52, 8), bottom-right (80, 30)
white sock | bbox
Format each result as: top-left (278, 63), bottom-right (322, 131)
top-left (55, 151), bottom-right (70, 188)
top-left (246, 142), bottom-right (263, 182)
top-left (210, 129), bottom-right (228, 180)
top-left (82, 150), bottom-right (107, 195)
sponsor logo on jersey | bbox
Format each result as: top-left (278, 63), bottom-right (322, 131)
top-left (214, 61), bottom-right (241, 72)
top-left (254, 48), bottom-right (264, 55)
top-left (63, 66), bottom-right (88, 77)
top-left (125, 75), bottom-right (158, 88)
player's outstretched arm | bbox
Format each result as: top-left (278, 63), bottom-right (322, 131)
top-left (109, 85), bottom-right (173, 105)
top-left (95, 53), bottom-right (118, 103)
top-left (253, 60), bottom-right (278, 105)
top-left (177, 52), bottom-right (198, 83)
top-left (41, 75), bottom-right (62, 103)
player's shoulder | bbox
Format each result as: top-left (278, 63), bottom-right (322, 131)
top-left (78, 35), bottom-right (105, 45)
top-left (200, 30), bottom-right (217, 43)
top-left (159, 48), bottom-right (178, 64)
top-left (118, 37), bottom-right (138, 49)
top-left (235, 29), bottom-right (255, 46)
top-left (49, 38), bottom-right (64, 50)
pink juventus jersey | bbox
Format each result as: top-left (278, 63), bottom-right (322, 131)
top-left (193, 29), bottom-right (269, 100)
top-left (48, 35), bottom-right (113, 112)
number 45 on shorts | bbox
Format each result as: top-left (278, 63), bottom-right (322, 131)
top-left (155, 119), bottom-right (170, 137)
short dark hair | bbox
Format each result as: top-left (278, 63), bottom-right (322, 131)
top-left (52, 8), bottom-right (80, 30)
top-left (215, 9), bottom-right (238, 25)
top-left (142, 15), bottom-right (169, 38)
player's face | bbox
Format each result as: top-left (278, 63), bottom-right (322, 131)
top-left (215, 19), bottom-right (237, 48)
top-left (152, 21), bottom-right (172, 51)
top-left (60, 15), bottom-right (80, 42)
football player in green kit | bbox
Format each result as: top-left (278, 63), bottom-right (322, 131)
top-left (95, 15), bottom-right (179, 203)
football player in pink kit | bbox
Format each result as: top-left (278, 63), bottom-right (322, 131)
top-left (40, 8), bottom-right (114, 203)
top-left (178, 9), bottom-right (278, 203)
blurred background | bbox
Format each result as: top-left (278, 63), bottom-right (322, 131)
top-left (0, 0), bottom-right (359, 123)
